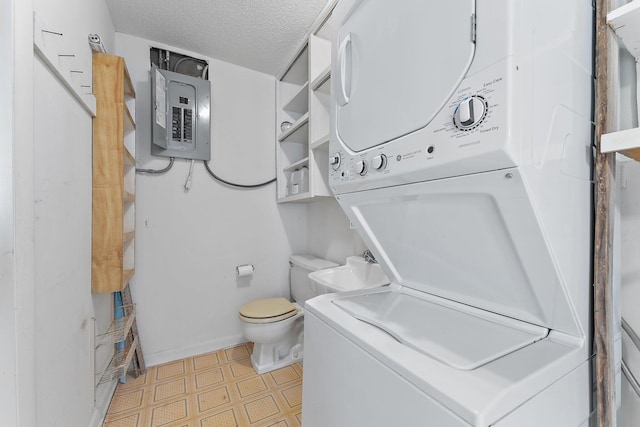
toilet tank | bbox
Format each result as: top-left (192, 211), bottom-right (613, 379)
top-left (290, 255), bottom-right (339, 304)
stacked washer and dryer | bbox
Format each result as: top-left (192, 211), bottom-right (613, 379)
top-left (302, 0), bottom-right (594, 426)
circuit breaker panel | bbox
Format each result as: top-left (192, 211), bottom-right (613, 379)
top-left (151, 65), bottom-right (211, 160)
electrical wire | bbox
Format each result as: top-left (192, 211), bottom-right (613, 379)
top-left (203, 161), bottom-right (276, 188)
top-left (184, 159), bottom-right (195, 191)
top-left (136, 157), bottom-right (175, 174)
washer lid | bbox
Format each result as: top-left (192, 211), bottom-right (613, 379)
top-left (336, 169), bottom-right (581, 337)
top-left (332, 289), bottom-right (548, 370)
top-left (239, 298), bottom-right (297, 323)
top-left (332, 0), bottom-right (476, 153)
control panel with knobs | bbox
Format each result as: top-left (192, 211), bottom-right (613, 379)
top-left (453, 95), bottom-right (488, 131)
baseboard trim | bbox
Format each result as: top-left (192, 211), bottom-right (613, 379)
top-left (144, 335), bottom-right (247, 367)
top-left (88, 379), bottom-right (118, 427)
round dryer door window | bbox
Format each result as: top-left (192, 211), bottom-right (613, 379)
top-left (333, 0), bottom-right (476, 153)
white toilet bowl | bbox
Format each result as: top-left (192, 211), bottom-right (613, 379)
top-left (240, 299), bottom-right (305, 374)
top-left (238, 255), bottom-right (338, 374)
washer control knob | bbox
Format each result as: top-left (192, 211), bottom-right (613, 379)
top-left (330, 152), bottom-right (341, 170)
top-left (355, 160), bottom-right (367, 176)
top-left (453, 96), bottom-right (487, 130)
top-left (371, 154), bottom-right (387, 170)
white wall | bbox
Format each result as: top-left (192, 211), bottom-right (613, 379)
top-left (0, 0), bottom-right (118, 420)
top-left (33, 57), bottom-right (96, 426)
top-left (115, 33), bottom-right (307, 366)
top-left (1, 0), bottom-right (19, 424)
top-left (307, 198), bottom-right (366, 265)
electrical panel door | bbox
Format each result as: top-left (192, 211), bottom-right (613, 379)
top-left (151, 65), bottom-right (211, 161)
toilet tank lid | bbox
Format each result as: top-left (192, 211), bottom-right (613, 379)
top-left (290, 255), bottom-right (339, 271)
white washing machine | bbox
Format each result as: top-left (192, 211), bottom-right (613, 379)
top-left (302, 0), bottom-right (594, 426)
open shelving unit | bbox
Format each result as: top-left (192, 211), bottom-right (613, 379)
top-left (276, 5), bottom-right (335, 202)
top-left (602, 1), bottom-right (640, 161)
top-left (92, 53), bottom-right (146, 389)
top-left (92, 53), bottom-right (137, 294)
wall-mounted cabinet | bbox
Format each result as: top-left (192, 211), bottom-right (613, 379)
top-left (276, 10), bottom-right (334, 202)
top-left (92, 53), bottom-right (136, 293)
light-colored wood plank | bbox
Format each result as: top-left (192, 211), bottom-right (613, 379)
top-left (618, 148), bottom-right (640, 162)
top-left (123, 147), bottom-right (135, 168)
top-left (124, 103), bottom-right (135, 132)
top-left (123, 191), bottom-right (135, 204)
top-left (123, 230), bottom-right (135, 245)
top-left (92, 53), bottom-right (136, 294)
top-left (122, 269), bottom-right (135, 287)
top-left (123, 61), bottom-right (135, 98)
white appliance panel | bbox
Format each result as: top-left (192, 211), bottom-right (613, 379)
top-left (330, 61), bottom-right (518, 194)
top-left (302, 308), bottom-right (471, 427)
top-left (303, 294), bottom-right (588, 426)
top-left (336, 168), bottom-right (579, 336)
top-left (333, 0), bottom-right (476, 153)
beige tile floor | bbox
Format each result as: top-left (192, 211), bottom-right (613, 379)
top-left (103, 343), bottom-right (303, 427)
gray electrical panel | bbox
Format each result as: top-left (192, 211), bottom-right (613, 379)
top-left (151, 65), bottom-right (211, 161)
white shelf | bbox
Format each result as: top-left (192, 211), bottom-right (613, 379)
top-left (283, 82), bottom-right (309, 114)
top-left (601, 127), bottom-right (640, 162)
top-left (311, 134), bottom-right (330, 150)
top-left (281, 47), bottom-right (309, 85)
top-left (95, 306), bottom-right (136, 347)
top-left (311, 66), bottom-right (331, 92)
top-left (278, 191), bottom-right (313, 203)
top-left (608, 1), bottom-right (640, 59)
top-left (283, 157), bottom-right (310, 173)
top-left (33, 12), bottom-right (96, 117)
top-left (96, 335), bottom-right (138, 385)
top-left (278, 113), bottom-right (309, 143)
top-left (276, 3), bottom-right (335, 202)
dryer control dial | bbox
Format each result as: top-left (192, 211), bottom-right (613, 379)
top-left (330, 152), bottom-right (341, 171)
top-left (453, 96), bottom-right (487, 131)
top-left (355, 160), bottom-right (368, 176)
top-left (371, 154), bottom-right (387, 170)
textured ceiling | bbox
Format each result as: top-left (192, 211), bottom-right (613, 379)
top-left (106, 0), bottom-right (330, 76)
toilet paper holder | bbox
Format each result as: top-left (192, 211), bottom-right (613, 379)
top-left (236, 264), bottom-right (254, 277)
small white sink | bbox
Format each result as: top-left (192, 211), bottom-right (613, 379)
top-left (309, 256), bottom-right (390, 294)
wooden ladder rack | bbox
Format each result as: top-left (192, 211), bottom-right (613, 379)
top-left (121, 283), bottom-right (146, 377)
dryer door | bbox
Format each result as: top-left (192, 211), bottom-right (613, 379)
top-left (332, 0), bottom-right (476, 153)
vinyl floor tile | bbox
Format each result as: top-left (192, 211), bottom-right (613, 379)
top-left (103, 343), bottom-right (303, 427)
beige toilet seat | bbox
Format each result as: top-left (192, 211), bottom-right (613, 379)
top-left (239, 298), bottom-right (298, 324)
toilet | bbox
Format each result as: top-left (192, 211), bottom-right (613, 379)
top-left (239, 255), bottom-right (338, 374)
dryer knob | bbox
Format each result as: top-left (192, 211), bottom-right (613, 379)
top-left (453, 96), bottom-right (487, 130)
top-left (355, 160), bottom-right (367, 176)
top-left (371, 154), bottom-right (387, 170)
top-left (330, 152), bottom-right (341, 170)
